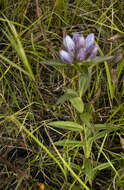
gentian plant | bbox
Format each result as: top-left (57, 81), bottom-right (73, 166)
top-left (56, 32), bottom-right (106, 114)
top-left (48, 32), bottom-right (112, 185)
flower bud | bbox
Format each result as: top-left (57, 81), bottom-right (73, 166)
top-left (88, 45), bottom-right (98, 59)
top-left (59, 50), bottom-right (73, 64)
top-left (85, 33), bottom-right (95, 50)
top-left (73, 33), bottom-right (85, 50)
top-left (76, 48), bottom-right (86, 62)
top-left (76, 35), bottom-right (86, 50)
top-left (63, 35), bottom-right (75, 54)
top-left (73, 32), bottom-right (80, 42)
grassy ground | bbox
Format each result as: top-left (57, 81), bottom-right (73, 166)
top-left (0, 0), bottom-right (124, 189)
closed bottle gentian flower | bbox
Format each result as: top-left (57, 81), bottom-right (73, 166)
top-left (76, 48), bottom-right (86, 62)
top-left (88, 45), bottom-right (98, 59)
top-left (63, 35), bottom-right (75, 55)
top-left (85, 33), bottom-right (95, 50)
top-left (72, 32), bottom-right (80, 43)
top-left (75, 35), bottom-right (86, 50)
top-left (59, 32), bottom-right (98, 64)
top-left (59, 50), bottom-right (73, 64)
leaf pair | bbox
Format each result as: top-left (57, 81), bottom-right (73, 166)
top-left (56, 70), bottom-right (92, 113)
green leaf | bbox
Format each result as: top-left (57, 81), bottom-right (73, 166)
top-left (84, 158), bottom-right (94, 185)
top-left (79, 56), bottom-right (113, 67)
top-left (94, 124), bottom-right (117, 132)
top-left (0, 54), bottom-right (31, 77)
top-left (86, 56), bottom-right (113, 66)
top-left (92, 131), bottom-right (109, 141)
top-left (42, 60), bottom-right (67, 67)
top-left (70, 163), bottom-right (82, 171)
top-left (98, 48), bottom-right (114, 100)
top-left (56, 89), bottom-right (78, 105)
top-left (48, 121), bottom-right (83, 131)
top-left (104, 61), bottom-right (114, 100)
top-left (54, 140), bottom-right (84, 147)
top-left (79, 72), bottom-right (92, 97)
top-left (80, 112), bottom-right (92, 128)
top-left (70, 97), bottom-right (84, 113)
top-left (117, 58), bottom-right (124, 78)
top-left (83, 137), bottom-right (93, 158)
top-left (93, 162), bottom-right (111, 171)
top-left (3, 22), bottom-right (35, 80)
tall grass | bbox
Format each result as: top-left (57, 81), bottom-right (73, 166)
top-left (0, 0), bottom-right (124, 189)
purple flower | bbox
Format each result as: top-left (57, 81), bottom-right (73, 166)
top-left (59, 32), bottom-right (98, 64)
top-left (85, 33), bottom-right (95, 50)
top-left (73, 32), bottom-right (81, 43)
top-left (59, 50), bottom-right (73, 64)
top-left (88, 45), bottom-right (98, 59)
top-left (63, 35), bottom-right (75, 55)
top-left (76, 48), bottom-right (86, 62)
top-left (75, 35), bottom-right (86, 50)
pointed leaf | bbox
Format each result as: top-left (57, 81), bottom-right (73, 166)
top-left (88, 56), bottom-right (113, 64)
top-left (84, 158), bottom-right (94, 185)
top-left (56, 89), bottom-right (78, 105)
top-left (81, 56), bottom-right (113, 67)
top-left (70, 97), bottom-right (84, 113)
top-left (93, 162), bottom-right (111, 171)
top-left (48, 121), bottom-right (83, 131)
top-left (79, 72), bottom-right (92, 97)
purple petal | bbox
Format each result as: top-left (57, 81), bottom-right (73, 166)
top-left (86, 45), bottom-right (94, 54)
top-left (76, 35), bottom-right (86, 49)
top-left (85, 33), bottom-right (95, 50)
top-left (73, 33), bottom-right (86, 49)
top-left (72, 32), bottom-right (80, 42)
top-left (88, 45), bottom-right (98, 59)
top-left (59, 50), bottom-right (73, 64)
top-left (63, 35), bottom-right (75, 54)
top-left (76, 48), bottom-right (86, 62)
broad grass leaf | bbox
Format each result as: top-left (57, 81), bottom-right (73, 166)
top-left (3, 22), bottom-right (35, 80)
top-left (70, 97), bottom-right (84, 113)
top-left (0, 54), bottom-right (31, 77)
top-left (93, 162), bottom-right (111, 172)
top-left (54, 140), bottom-right (84, 147)
top-left (48, 121), bottom-right (83, 131)
top-left (56, 89), bottom-right (78, 105)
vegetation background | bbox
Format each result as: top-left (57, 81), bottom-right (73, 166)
top-left (0, 0), bottom-right (124, 189)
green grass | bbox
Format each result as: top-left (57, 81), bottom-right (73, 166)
top-left (0, 0), bottom-right (124, 190)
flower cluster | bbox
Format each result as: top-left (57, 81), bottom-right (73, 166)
top-left (59, 32), bottom-right (98, 64)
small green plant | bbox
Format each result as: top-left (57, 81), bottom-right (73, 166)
top-left (48, 32), bottom-right (116, 187)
